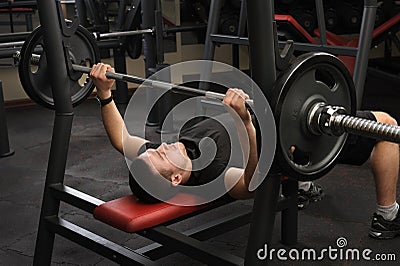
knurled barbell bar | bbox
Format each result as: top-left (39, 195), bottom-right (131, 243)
top-left (16, 26), bottom-right (400, 181)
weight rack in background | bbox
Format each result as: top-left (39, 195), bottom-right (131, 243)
top-left (0, 0), bottom-right (36, 33)
top-left (202, 0), bottom-right (377, 108)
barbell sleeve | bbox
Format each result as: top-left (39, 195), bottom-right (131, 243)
top-left (310, 103), bottom-right (400, 144)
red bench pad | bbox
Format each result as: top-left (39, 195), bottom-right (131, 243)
top-left (93, 194), bottom-right (213, 233)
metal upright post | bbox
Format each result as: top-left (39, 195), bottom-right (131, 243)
top-left (353, 0), bottom-right (377, 109)
top-left (281, 179), bottom-right (298, 245)
top-left (199, 0), bottom-right (223, 82)
top-left (315, 0), bottom-right (327, 46)
top-left (202, 0), bottom-right (223, 61)
top-left (33, 0), bottom-right (74, 265)
top-left (155, 64), bottom-right (175, 134)
top-left (245, 0), bottom-right (281, 265)
top-left (25, 13), bottom-right (33, 31)
top-left (142, 0), bottom-right (157, 73)
top-left (197, 0), bottom-right (224, 115)
top-left (116, 0), bottom-right (127, 29)
top-left (75, 0), bottom-right (88, 27)
top-left (155, 0), bottom-right (164, 65)
top-left (7, 0), bottom-right (14, 33)
top-left (143, 0), bottom-right (159, 126)
top-left (0, 81), bottom-right (14, 157)
top-left (233, 0), bottom-right (247, 68)
top-left (113, 46), bottom-right (129, 112)
top-left (154, 0), bottom-right (174, 133)
top-left (113, 0), bottom-right (129, 112)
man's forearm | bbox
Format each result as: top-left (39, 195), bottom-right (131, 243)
top-left (242, 121), bottom-right (258, 189)
top-left (234, 118), bottom-right (258, 188)
top-left (100, 98), bottom-right (125, 154)
top-left (91, 62), bottom-right (143, 156)
top-left (99, 94), bottom-right (148, 159)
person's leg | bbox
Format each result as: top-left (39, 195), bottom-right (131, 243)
top-left (369, 112), bottom-right (400, 239)
top-left (297, 181), bottom-right (324, 210)
top-left (370, 112), bottom-right (399, 208)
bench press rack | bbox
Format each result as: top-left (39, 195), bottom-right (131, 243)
top-left (32, 0), bottom-right (298, 265)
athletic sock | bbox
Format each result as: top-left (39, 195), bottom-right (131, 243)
top-left (376, 202), bottom-right (399, 221)
top-left (298, 181), bottom-right (312, 191)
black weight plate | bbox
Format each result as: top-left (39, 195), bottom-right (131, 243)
top-left (271, 52), bottom-right (356, 181)
top-left (18, 24), bottom-right (100, 109)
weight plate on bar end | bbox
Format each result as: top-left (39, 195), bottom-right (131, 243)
top-left (18, 24), bottom-right (100, 109)
top-left (271, 52), bottom-right (356, 181)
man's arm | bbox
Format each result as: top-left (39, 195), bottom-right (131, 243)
top-left (222, 89), bottom-right (258, 199)
top-left (90, 63), bottom-right (148, 159)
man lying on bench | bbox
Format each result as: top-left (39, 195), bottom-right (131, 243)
top-left (90, 63), bottom-right (400, 239)
top-left (90, 63), bottom-right (257, 204)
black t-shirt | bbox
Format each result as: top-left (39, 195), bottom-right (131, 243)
top-left (138, 113), bottom-right (243, 186)
top-left (179, 116), bottom-right (232, 186)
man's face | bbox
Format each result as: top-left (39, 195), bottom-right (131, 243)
top-left (140, 142), bottom-right (191, 180)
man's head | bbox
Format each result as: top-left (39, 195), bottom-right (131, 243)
top-left (140, 142), bottom-right (192, 185)
top-left (129, 142), bottom-right (192, 202)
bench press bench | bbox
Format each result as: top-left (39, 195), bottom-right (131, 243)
top-left (43, 177), bottom-right (297, 265)
top-left (28, 0), bottom-right (300, 264)
top-left (94, 193), bottom-right (229, 233)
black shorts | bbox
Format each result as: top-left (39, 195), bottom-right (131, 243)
top-left (336, 111), bottom-right (377, 166)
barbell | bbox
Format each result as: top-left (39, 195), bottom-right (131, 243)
top-left (16, 24), bottom-right (253, 109)
top-left (0, 29), bottom-right (150, 50)
top-left (17, 54), bottom-right (256, 109)
top-left (74, 63), bottom-right (256, 106)
top-left (16, 25), bottom-right (400, 181)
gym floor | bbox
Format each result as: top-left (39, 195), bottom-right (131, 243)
top-left (1, 68), bottom-right (400, 265)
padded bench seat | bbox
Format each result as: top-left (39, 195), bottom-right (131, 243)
top-left (93, 194), bottom-right (222, 233)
